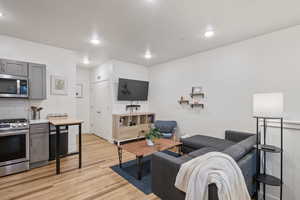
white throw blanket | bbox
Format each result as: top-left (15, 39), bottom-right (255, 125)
top-left (175, 152), bottom-right (251, 200)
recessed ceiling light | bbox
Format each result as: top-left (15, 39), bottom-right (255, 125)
top-left (83, 57), bottom-right (90, 65)
top-left (0, 12), bottom-right (3, 17)
top-left (144, 50), bottom-right (152, 59)
top-left (90, 38), bottom-right (100, 45)
top-left (204, 30), bottom-right (215, 38)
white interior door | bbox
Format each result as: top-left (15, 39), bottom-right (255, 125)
top-left (90, 81), bottom-right (111, 140)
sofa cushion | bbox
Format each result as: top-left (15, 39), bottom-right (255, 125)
top-left (225, 130), bottom-right (255, 143)
top-left (213, 140), bottom-right (236, 151)
top-left (162, 133), bottom-right (173, 138)
top-left (182, 145), bottom-right (196, 154)
top-left (177, 147), bottom-right (218, 163)
top-left (188, 147), bottom-right (218, 158)
top-left (180, 135), bottom-right (235, 150)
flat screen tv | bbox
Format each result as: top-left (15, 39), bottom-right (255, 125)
top-left (117, 78), bottom-right (149, 101)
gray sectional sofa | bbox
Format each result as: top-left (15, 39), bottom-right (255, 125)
top-left (151, 130), bottom-right (257, 200)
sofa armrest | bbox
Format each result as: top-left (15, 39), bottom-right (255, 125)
top-left (238, 150), bottom-right (257, 197)
top-left (151, 152), bottom-right (219, 200)
top-left (225, 130), bottom-right (254, 143)
top-left (151, 152), bottom-right (186, 200)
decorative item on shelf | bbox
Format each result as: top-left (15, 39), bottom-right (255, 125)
top-left (190, 86), bottom-right (205, 109)
top-left (126, 104), bottom-right (141, 111)
top-left (178, 96), bottom-right (189, 104)
top-left (119, 117), bottom-right (125, 128)
top-left (190, 86), bottom-right (204, 97)
top-left (253, 93), bottom-right (284, 200)
top-left (145, 128), bottom-right (162, 146)
top-left (190, 99), bottom-right (204, 108)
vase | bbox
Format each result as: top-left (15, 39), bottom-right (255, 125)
top-left (146, 139), bottom-right (154, 146)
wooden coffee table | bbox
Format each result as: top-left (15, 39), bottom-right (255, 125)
top-left (117, 138), bottom-right (182, 180)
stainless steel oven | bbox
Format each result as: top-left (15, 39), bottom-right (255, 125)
top-left (0, 119), bottom-right (29, 176)
top-left (0, 74), bottom-right (28, 98)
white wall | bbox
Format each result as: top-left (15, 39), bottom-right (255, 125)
top-left (76, 66), bottom-right (91, 133)
top-left (0, 35), bottom-right (78, 152)
top-left (149, 25), bottom-right (300, 138)
top-left (90, 61), bottom-right (113, 83)
top-left (90, 60), bottom-right (149, 116)
top-left (111, 60), bottom-right (149, 114)
top-left (90, 60), bottom-right (149, 141)
top-left (149, 25), bottom-right (300, 200)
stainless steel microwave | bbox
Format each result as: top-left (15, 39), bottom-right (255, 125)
top-left (0, 74), bottom-right (28, 98)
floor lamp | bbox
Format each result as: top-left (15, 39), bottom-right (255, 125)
top-left (253, 93), bottom-right (284, 200)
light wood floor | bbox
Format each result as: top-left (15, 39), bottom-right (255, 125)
top-left (0, 134), bottom-right (160, 200)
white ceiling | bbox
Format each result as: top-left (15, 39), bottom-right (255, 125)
top-left (0, 0), bottom-right (300, 67)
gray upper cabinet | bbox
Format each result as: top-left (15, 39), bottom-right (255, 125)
top-left (29, 63), bottom-right (47, 100)
top-left (0, 59), bottom-right (28, 77)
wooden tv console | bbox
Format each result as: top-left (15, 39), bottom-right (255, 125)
top-left (112, 112), bottom-right (155, 145)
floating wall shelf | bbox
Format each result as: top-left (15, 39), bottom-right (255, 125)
top-left (190, 103), bottom-right (204, 108)
top-left (178, 86), bottom-right (205, 109)
top-left (190, 93), bottom-right (205, 98)
top-left (178, 100), bottom-right (190, 104)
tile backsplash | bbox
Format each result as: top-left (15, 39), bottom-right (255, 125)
top-left (0, 99), bottom-right (30, 119)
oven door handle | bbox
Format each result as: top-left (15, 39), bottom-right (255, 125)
top-left (0, 130), bottom-right (28, 137)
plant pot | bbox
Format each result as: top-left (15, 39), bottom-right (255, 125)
top-left (146, 139), bottom-right (155, 146)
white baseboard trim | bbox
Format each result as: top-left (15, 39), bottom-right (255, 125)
top-left (91, 133), bottom-right (114, 144)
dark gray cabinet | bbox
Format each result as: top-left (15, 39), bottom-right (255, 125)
top-left (0, 59), bottom-right (28, 77)
top-left (30, 123), bottom-right (49, 168)
top-left (49, 125), bottom-right (69, 161)
top-left (29, 63), bottom-right (47, 100)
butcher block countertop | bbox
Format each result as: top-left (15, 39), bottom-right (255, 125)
top-left (48, 117), bottom-right (83, 126)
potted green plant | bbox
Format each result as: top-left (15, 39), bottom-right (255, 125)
top-left (145, 128), bottom-right (162, 146)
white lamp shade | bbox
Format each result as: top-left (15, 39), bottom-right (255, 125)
top-left (253, 93), bottom-right (284, 118)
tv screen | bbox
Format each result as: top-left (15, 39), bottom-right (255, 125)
top-left (117, 78), bottom-right (149, 101)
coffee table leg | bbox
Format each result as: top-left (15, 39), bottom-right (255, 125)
top-left (118, 146), bottom-right (122, 168)
top-left (137, 155), bottom-right (143, 180)
top-left (178, 144), bottom-right (183, 155)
